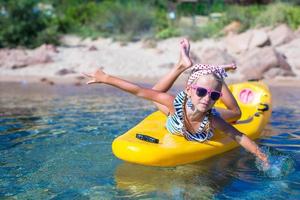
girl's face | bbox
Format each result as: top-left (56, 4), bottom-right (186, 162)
top-left (187, 75), bottom-right (222, 113)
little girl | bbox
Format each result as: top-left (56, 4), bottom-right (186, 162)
top-left (149, 38), bottom-right (241, 123)
top-left (83, 39), bottom-right (268, 165)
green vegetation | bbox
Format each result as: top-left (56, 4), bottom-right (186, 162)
top-left (0, 0), bottom-right (299, 48)
top-left (254, 3), bottom-right (300, 29)
top-left (183, 2), bottom-right (300, 40)
top-left (0, 0), bottom-right (60, 48)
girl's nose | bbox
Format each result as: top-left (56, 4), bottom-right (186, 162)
top-left (202, 93), bottom-right (211, 102)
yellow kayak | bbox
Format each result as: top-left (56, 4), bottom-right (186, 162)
top-left (112, 81), bottom-right (272, 167)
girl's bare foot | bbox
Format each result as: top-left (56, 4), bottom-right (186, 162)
top-left (177, 38), bottom-right (192, 71)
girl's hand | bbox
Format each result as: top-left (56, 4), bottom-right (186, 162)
top-left (83, 69), bottom-right (108, 84)
top-left (257, 150), bottom-right (270, 170)
top-left (222, 62), bottom-right (237, 72)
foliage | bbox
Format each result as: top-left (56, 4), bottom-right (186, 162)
top-left (0, 0), bottom-right (60, 48)
top-left (255, 2), bottom-right (300, 29)
top-left (182, 22), bottom-right (225, 41)
top-left (93, 1), bottom-right (156, 41)
top-left (155, 27), bottom-right (180, 39)
top-left (52, 1), bottom-right (103, 38)
top-left (177, 0), bottom-right (225, 16)
top-left (54, 1), bottom-right (158, 41)
top-left (220, 5), bottom-right (265, 32)
top-left (0, 0), bottom-right (300, 47)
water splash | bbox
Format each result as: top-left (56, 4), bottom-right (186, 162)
top-left (256, 146), bottom-right (295, 179)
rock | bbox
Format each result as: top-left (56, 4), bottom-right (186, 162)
top-left (0, 49), bottom-right (28, 69)
top-left (88, 45), bottom-right (98, 51)
top-left (40, 77), bottom-right (48, 82)
top-left (268, 24), bottom-right (295, 46)
top-left (39, 77), bottom-right (55, 85)
top-left (264, 68), bottom-right (295, 79)
top-left (222, 21), bottom-right (242, 35)
top-left (238, 47), bottom-right (294, 80)
top-left (0, 44), bottom-right (57, 69)
top-left (44, 44), bottom-right (59, 53)
top-left (56, 68), bottom-right (76, 76)
top-left (190, 51), bottom-right (201, 64)
top-left (276, 52), bottom-right (291, 71)
top-left (60, 35), bottom-right (83, 47)
top-left (30, 44), bottom-right (56, 63)
top-left (75, 75), bottom-right (85, 80)
top-left (264, 68), bottom-right (282, 79)
top-left (195, 47), bottom-right (235, 65)
top-left (48, 80), bottom-right (55, 85)
top-left (248, 29), bottom-right (270, 49)
top-left (11, 63), bottom-right (27, 69)
top-left (223, 29), bottom-right (270, 54)
top-left (276, 38), bottom-right (300, 76)
top-left (224, 31), bottom-right (252, 54)
top-left (74, 82), bottom-right (82, 86)
top-left (156, 49), bottom-right (164, 54)
top-left (142, 39), bottom-right (157, 49)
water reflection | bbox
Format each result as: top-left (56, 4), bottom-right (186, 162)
top-left (113, 148), bottom-right (274, 199)
top-left (115, 163), bottom-right (217, 199)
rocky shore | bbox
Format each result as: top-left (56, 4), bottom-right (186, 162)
top-left (1, 24), bottom-right (299, 86)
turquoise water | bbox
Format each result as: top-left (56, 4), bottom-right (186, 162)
top-left (1, 82), bottom-right (299, 199)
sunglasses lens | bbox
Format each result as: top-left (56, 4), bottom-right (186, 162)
top-left (196, 87), bottom-right (208, 97)
top-left (210, 92), bottom-right (221, 101)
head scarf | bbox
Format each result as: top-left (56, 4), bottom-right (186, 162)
top-left (187, 63), bottom-right (228, 86)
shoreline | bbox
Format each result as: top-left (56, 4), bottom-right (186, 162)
top-left (1, 74), bottom-right (300, 88)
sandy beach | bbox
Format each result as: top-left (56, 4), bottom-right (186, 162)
top-left (1, 34), bottom-right (299, 87)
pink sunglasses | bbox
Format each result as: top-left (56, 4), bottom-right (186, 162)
top-left (191, 85), bottom-right (222, 101)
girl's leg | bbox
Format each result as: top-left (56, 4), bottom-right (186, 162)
top-left (152, 39), bottom-right (192, 114)
top-left (152, 38), bottom-right (192, 92)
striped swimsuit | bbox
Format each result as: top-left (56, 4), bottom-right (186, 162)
top-left (166, 91), bottom-right (215, 142)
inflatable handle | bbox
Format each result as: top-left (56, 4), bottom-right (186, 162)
top-left (258, 103), bottom-right (269, 112)
top-left (136, 134), bottom-right (159, 144)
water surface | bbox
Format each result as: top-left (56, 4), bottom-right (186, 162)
top-left (0, 82), bottom-right (299, 199)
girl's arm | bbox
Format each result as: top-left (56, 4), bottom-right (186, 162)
top-left (84, 69), bottom-right (175, 114)
top-left (212, 115), bottom-right (268, 164)
top-left (217, 83), bottom-right (242, 122)
top-left (215, 63), bottom-right (241, 122)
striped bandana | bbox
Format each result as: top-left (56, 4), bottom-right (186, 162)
top-left (187, 63), bottom-right (228, 86)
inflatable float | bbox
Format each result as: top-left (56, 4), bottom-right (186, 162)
top-left (112, 81), bottom-right (272, 167)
